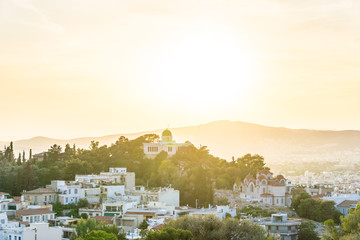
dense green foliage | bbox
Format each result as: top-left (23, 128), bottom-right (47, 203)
top-left (70, 218), bottom-right (126, 240)
top-left (76, 230), bottom-right (118, 240)
top-left (164, 215), bottom-right (277, 240)
top-left (323, 203), bottom-right (360, 240)
top-left (0, 136), bottom-right (267, 207)
top-left (297, 221), bottom-right (320, 240)
top-left (52, 198), bottom-right (89, 218)
top-left (291, 191), bottom-right (341, 223)
top-left (145, 227), bottom-right (192, 240)
top-left (238, 205), bottom-right (276, 217)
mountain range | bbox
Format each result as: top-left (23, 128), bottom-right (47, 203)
top-left (2, 120), bottom-right (360, 166)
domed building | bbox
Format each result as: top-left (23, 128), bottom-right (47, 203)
top-left (237, 169), bottom-right (293, 207)
top-left (143, 129), bottom-right (192, 158)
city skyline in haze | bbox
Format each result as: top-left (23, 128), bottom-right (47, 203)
top-left (1, 0), bottom-right (360, 140)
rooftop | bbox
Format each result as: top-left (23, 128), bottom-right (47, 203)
top-left (17, 208), bottom-right (54, 216)
top-left (22, 188), bottom-right (56, 195)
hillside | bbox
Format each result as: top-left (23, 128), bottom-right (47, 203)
top-left (2, 120), bottom-right (360, 166)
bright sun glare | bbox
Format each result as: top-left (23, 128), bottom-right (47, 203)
top-left (143, 31), bottom-right (258, 108)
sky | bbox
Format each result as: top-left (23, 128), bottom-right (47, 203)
top-left (1, 0), bottom-right (360, 140)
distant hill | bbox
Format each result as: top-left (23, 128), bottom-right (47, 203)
top-left (2, 120), bottom-right (360, 165)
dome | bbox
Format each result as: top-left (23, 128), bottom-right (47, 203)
top-left (162, 129), bottom-right (172, 137)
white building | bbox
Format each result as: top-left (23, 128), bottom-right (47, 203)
top-left (16, 208), bottom-right (55, 223)
top-left (1, 223), bottom-right (62, 240)
top-left (259, 213), bottom-right (300, 240)
top-left (189, 206), bottom-right (236, 219)
top-left (80, 188), bottom-right (101, 203)
top-left (101, 185), bottom-right (125, 199)
top-left (143, 130), bottom-right (192, 158)
top-left (75, 168), bottom-right (135, 191)
top-left (102, 201), bottom-right (138, 217)
top-left (46, 181), bottom-right (81, 205)
top-left (128, 187), bottom-right (180, 207)
top-left (239, 169), bottom-right (292, 207)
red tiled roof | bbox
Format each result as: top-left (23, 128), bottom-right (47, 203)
top-left (267, 180), bottom-right (285, 186)
top-left (0, 192), bottom-right (9, 195)
top-left (258, 169), bottom-right (272, 175)
top-left (17, 208), bottom-right (54, 216)
top-left (257, 175), bottom-right (267, 181)
top-left (261, 193), bottom-right (273, 197)
top-left (275, 175), bottom-right (285, 181)
top-left (13, 197), bottom-right (21, 201)
top-left (337, 200), bottom-right (359, 208)
top-left (21, 188), bottom-right (56, 195)
top-left (245, 174), bottom-right (254, 181)
top-left (126, 211), bottom-right (156, 216)
top-left (312, 194), bottom-right (326, 199)
top-left (151, 224), bottom-right (164, 230)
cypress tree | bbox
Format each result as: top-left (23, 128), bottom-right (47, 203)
top-left (29, 149), bottom-right (32, 159)
top-left (17, 153), bottom-right (21, 165)
top-left (22, 150), bottom-right (25, 163)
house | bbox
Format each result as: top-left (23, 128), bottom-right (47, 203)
top-left (21, 188), bottom-right (57, 205)
top-left (102, 200), bottom-right (137, 216)
top-left (1, 223), bottom-right (62, 240)
top-left (143, 129), bottom-right (192, 158)
top-left (128, 187), bottom-right (180, 207)
top-left (46, 180), bottom-right (81, 205)
top-left (16, 208), bottom-right (55, 223)
top-left (259, 213), bottom-right (301, 240)
top-left (239, 170), bottom-right (292, 207)
top-left (188, 206), bottom-right (236, 219)
top-left (75, 168), bottom-right (135, 191)
top-left (336, 200), bottom-right (359, 216)
top-left (100, 185), bottom-right (125, 200)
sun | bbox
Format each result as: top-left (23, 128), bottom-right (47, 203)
top-left (139, 30), bottom-right (259, 110)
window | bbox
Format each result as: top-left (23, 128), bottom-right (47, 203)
top-left (268, 226), bottom-right (271, 230)
top-left (288, 226), bottom-right (291, 231)
top-left (49, 195), bottom-right (52, 202)
top-left (66, 197), bottom-right (68, 203)
top-left (69, 189), bottom-right (71, 194)
top-left (44, 196), bottom-right (47, 201)
top-left (168, 147), bottom-right (172, 152)
top-left (276, 199), bottom-right (279, 204)
top-left (75, 189), bottom-right (78, 194)
top-left (9, 236), bottom-right (11, 240)
top-left (148, 146), bottom-right (158, 152)
top-left (276, 226), bottom-right (279, 231)
top-left (14, 236), bottom-right (17, 240)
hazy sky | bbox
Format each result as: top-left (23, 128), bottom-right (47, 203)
top-left (1, 0), bottom-right (360, 140)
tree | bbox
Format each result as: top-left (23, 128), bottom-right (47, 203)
top-left (17, 153), bottom-right (22, 165)
top-left (83, 230), bottom-right (117, 240)
top-left (291, 191), bottom-right (311, 212)
top-left (139, 219), bottom-right (149, 229)
top-left (77, 198), bottom-right (89, 209)
top-left (145, 227), bottom-right (192, 240)
top-left (298, 222), bottom-right (320, 240)
top-left (323, 219), bottom-right (341, 240)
